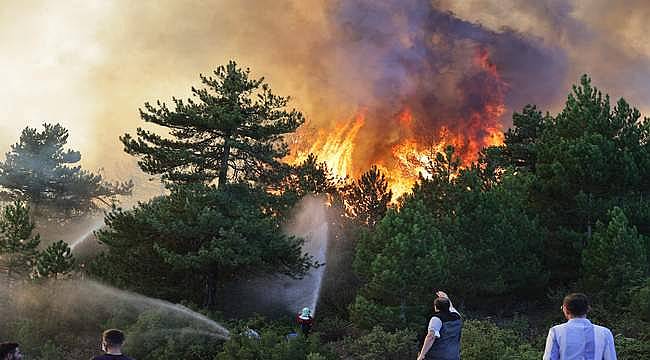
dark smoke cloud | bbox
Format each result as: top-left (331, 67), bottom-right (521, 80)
top-left (1, 0), bottom-right (650, 191)
top-left (326, 0), bottom-right (568, 168)
top-left (439, 0), bottom-right (650, 113)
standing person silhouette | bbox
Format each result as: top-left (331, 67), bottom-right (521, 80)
top-left (92, 329), bottom-right (134, 360)
top-left (0, 343), bottom-right (22, 360)
top-left (543, 293), bottom-right (617, 360)
top-left (297, 307), bottom-right (314, 336)
top-left (417, 291), bottom-right (462, 360)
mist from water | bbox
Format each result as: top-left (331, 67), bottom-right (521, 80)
top-left (0, 278), bottom-right (230, 347)
top-left (283, 196), bottom-right (329, 316)
top-left (87, 280), bottom-right (230, 338)
top-left (217, 195), bottom-right (330, 318)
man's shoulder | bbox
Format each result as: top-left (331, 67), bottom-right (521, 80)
top-left (549, 322), bottom-right (569, 333)
top-left (593, 324), bottom-right (614, 336)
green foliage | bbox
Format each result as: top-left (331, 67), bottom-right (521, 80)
top-left (582, 207), bottom-right (648, 305)
top-left (351, 200), bottom-right (448, 329)
top-left (408, 149), bottom-right (547, 301)
top-left (124, 309), bottom-right (224, 360)
top-left (340, 326), bottom-right (418, 360)
top-left (121, 61), bottom-right (304, 187)
top-left (0, 123), bottom-right (132, 215)
top-left (630, 278), bottom-right (650, 322)
top-left (285, 154), bottom-right (336, 198)
top-left (460, 320), bottom-right (541, 360)
top-left (0, 201), bottom-right (40, 279)
top-left (36, 240), bottom-right (75, 279)
top-left (615, 335), bottom-right (650, 360)
top-left (443, 170), bottom-right (547, 299)
top-left (91, 183), bottom-right (316, 308)
top-left (494, 104), bottom-right (550, 172)
top-left (216, 328), bottom-right (333, 360)
top-left (343, 166), bottom-right (392, 227)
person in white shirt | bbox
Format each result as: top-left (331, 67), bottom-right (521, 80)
top-left (417, 291), bottom-right (462, 360)
top-left (544, 293), bottom-right (617, 360)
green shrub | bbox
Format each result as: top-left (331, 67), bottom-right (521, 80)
top-left (340, 326), bottom-right (417, 360)
top-left (630, 278), bottom-right (650, 322)
top-left (461, 320), bottom-right (541, 360)
top-left (124, 309), bottom-right (225, 360)
top-left (615, 335), bottom-right (650, 360)
top-left (216, 327), bottom-right (334, 360)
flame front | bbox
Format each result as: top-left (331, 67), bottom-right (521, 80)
top-left (290, 113), bottom-right (365, 179)
top-left (288, 47), bottom-right (507, 199)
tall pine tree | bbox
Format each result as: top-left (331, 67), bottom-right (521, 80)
top-left (121, 61), bottom-right (304, 187)
top-left (344, 166), bottom-right (392, 228)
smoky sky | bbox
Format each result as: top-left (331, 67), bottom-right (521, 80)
top-left (1, 0), bottom-right (649, 191)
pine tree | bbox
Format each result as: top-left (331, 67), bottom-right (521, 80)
top-left (351, 200), bottom-right (448, 329)
top-left (36, 240), bottom-right (75, 279)
top-left (0, 201), bottom-right (40, 281)
top-left (344, 166), bottom-right (392, 228)
top-left (93, 183), bottom-right (316, 308)
top-left (121, 61), bottom-right (304, 187)
top-left (582, 207), bottom-right (648, 305)
top-left (0, 123), bottom-right (133, 216)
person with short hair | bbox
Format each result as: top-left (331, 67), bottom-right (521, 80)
top-left (0, 343), bottom-right (22, 360)
top-left (92, 329), bottom-right (134, 360)
top-left (543, 293), bottom-right (617, 360)
top-left (417, 291), bottom-right (462, 360)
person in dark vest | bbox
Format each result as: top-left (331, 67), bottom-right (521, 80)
top-left (92, 329), bottom-right (134, 360)
top-left (0, 343), bottom-right (22, 360)
top-left (417, 291), bottom-right (462, 360)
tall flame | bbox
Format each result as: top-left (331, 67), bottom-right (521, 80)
top-left (288, 47), bottom-right (506, 199)
top-left (290, 112), bottom-right (365, 179)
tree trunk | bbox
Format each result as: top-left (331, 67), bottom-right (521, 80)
top-left (205, 271), bottom-right (217, 309)
top-left (218, 137), bottom-right (231, 188)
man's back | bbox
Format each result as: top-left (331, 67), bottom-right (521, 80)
top-left (543, 318), bottom-right (616, 360)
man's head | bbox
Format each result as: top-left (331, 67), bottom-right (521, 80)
top-left (102, 329), bottom-right (126, 353)
top-left (562, 293), bottom-right (590, 319)
top-left (434, 296), bottom-right (451, 313)
top-left (0, 343), bottom-right (21, 360)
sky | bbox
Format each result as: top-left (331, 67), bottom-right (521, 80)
top-left (1, 0), bottom-right (649, 191)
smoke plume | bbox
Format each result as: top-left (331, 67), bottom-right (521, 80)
top-left (1, 0), bottom-right (649, 193)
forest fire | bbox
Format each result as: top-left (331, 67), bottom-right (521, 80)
top-left (288, 47), bottom-right (507, 198)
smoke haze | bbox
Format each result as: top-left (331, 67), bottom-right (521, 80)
top-left (1, 0), bottom-right (650, 190)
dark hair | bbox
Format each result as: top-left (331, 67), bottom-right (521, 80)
top-left (102, 329), bottom-right (126, 347)
top-left (0, 343), bottom-right (19, 359)
top-left (563, 293), bottom-right (590, 316)
top-left (434, 297), bottom-right (451, 313)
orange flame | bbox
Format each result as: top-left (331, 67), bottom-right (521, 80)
top-left (289, 112), bottom-right (365, 179)
top-left (288, 47), bottom-right (506, 199)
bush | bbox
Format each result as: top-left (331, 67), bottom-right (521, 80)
top-left (124, 309), bottom-right (225, 360)
top-left (615, 335), bottom-right (650, 360)
top-left (582, 207), bottom-right (648, 306)
top-left (630, 278), bottom-right (650, 322)
top-left (216, 326), bottom-right (334, 360)
top-left (461, 320), bottom-right (541, 360)
top-left (340, 326), bottom-right (417, 360)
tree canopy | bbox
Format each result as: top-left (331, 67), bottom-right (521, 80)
top-left (121, 61), bottom-right (304, 187)
top-left (0, 123), bottom-right (132, 216)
